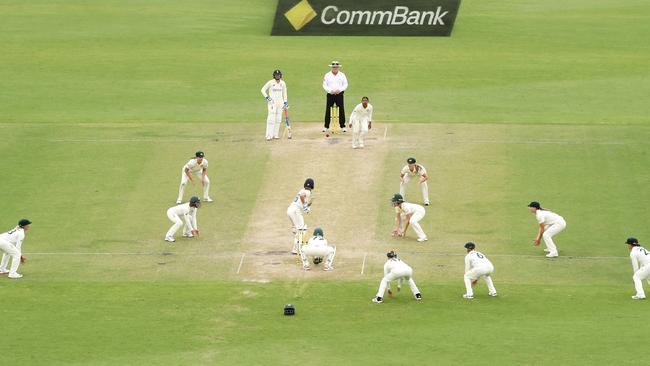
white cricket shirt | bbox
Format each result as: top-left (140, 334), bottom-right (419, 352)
top-left (396, 202), bottom-right (424, 215)
top-left (630, 246), bottom-right (650, 272)
top-left (535, 210), bottom-right (564, 225)
top-left (351, 103), bottom-right (373, 121)
top-left (401, 164), bottom-right (427, 177)
top-left (184, 158), bottom-right (208, 174)
top-left (168, 203), bottom-right (198, 230)
top-left (384, 258), bottom-right (412, 275)
top-left (307, 236), bottom-right (329, 247)
top-left (260, 80), bottom-right (288, 103)
top-left (0, 226), bottom-right (25, 246)
top-left (290, 188), bottom-right (311, 208)
top-left (322, 71), bottom-right (348, 94)
top-left (465, 250), bottom-right (493, 272)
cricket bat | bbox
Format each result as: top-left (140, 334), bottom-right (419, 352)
top-left (284, 108), bottom-right (292, 139)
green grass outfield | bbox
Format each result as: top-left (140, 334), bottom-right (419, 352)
top-left (1, 1), bottom-right (649, 365)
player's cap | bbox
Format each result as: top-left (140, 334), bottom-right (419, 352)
top-left (361, 96), bottom-right (369, 101)
top-left (18, 219), bottom-right (32, 227)
top-left (329, 61), bottom-right (341, 68)
top-left (391, 193), bottom-right (404, 202)
top-left (387, 250), bottom-right (397, 258)
top-left (407, 157), bottom-right (416, 164)
top-left (190, 196), bottom-right (201, 205)
top-left (313, 227), bottom-right (323, 237)
top-left (626, 237), bottom-right (639, 245)
top-left (273, 69), bottom-right (282, 77)
top-left (528, 201), bottom-right (541, 209)
top-left (195, 151), bottom-right (205, 158)
top-left (464, 242), bottom-right (476, 250)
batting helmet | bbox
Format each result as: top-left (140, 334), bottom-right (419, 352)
top-left (626, 237), bottom-right (640, 246)
top-left (387, 251), bottom-right (397, 259)
top-left (190, 196), bottom-right (201, 206)
top-left (464, 242), bottom-right (476, 250)
top-left (304, 178), bottom-right (315, 190)
top-left (313, 227), bottom-right (324, 237)
top-left (391, 193), bottom-right (404, 203)
top-left (313, 257), bottom-right (323, 264)
top-left (18, 219), bottom-right (32, 227)
top-left (195, 151), bottom-right (205, 158)
top-left (407, 157), bottom-right (416, 164)
top-left (273, 69), bottom-right (282, 78)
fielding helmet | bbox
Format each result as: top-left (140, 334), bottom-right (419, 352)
top-left (313, 257), bottom-right (323, 264)
top-left (195, 151), bottom-right (205, 158)
top-left (18, 219), bottom-right (32, 227)
top-left (387, 251), bottom-right (397, 259)
top-left (304, 178), bottom-right (315, 190)
top-left (407, 157), bottom-right (416, 164)
top-left (190, 196), bottom-right (201, 206)
top-left (391, 193), bottom-right (404, 203)
top-left (464, 242), bottom-right (476, 250)
top-left (313, 227), bottom-right (324, 237)
top-left (626, 237), bottom-right (640, 246)
top-left (273, 69), bottom-right (282, 78)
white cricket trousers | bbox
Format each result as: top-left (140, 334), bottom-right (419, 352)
top-left (300, 245), bottom-right (336, 267)
top-left (287, 205), bottom-right (306, 253)
top-left (464, 265), bottom-right (496, 297)
top-left (543, 220), bottom-right (566, 256)
top-left (351, 117), bottom-right (369, 148)
top-left (0, 238), bottom-right (21, 276)
top-left (400, 176), bottom-right (429, 204)
top-left (376, 268), bottom-right (420, 298)
top-left (266, 102), bottom-right (283, 139)
top-left (403, 208), bottom-right (427, 240)
top-left (632, 264), bottom-right (650, 298)
top-left (166, 209), bottom-right (191, 239)
top-left (177, 170), bottom-right (210, 202)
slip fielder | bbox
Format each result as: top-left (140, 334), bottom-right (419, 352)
top-left (391, 193), bottom-right (428, 242)
top-left (528, 201), bottom-right (566, 258)
top-left (372, 251), bottom-right (422, 303)
top-left (462, 242), bottom-right (497, 299)
top-left (260, 69), bottom-right (288, 141)
top-left (348, 96), bottom-right (373, 149)
top-left (0, 219), bottom-right (31, 279)
top-left (287, 178), bottom-right (315, 254)
top-left (626, 237), bottom-right (650, 300)
top-left (165, 196), bottom-right (201, 243)
top-left (300, 227), bottom-right (336, 271)
top-left (177, 151), bottom-right (212, 204)
top-left (399, 157), bottom-right (430, 206)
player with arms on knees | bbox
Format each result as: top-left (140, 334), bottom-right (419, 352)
top-left (177, 151), bottom-right (212, 204)
top-left (462, 242), bottom-right (497, 299)
top-left (348, 96), bottom-right (373, 149)
top-left (626, 237), bottom-right (650, 300)
top-left (391, 193), bottom-right (428, 242)
top-left (300, 227), bottom-right (336, 271)
top-left (287, 178), bottom-right (314, 254)
top-left (165, 196), bottom-right (201, 243)
top-left (0, 219), bottom-right (31, 279)
top-left (528, 201), bottom-right (566, 258)
top-left (399, 157), bottom-right (430, 206)
top-left (260, 69), bottom-right (288, 141)
top-left (372, 251), bottom-right (421, 303)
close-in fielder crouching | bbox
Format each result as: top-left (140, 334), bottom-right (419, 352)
top-left (287, 178), bottom-right (314, 254)
top-left (462, 242), bottom-right (497, 299)
top-left (300, 227), bottom-right (335, 271)
top-left (626, 237), bottom-right (650, 300)
top-left (165, 196), bottom-right (201, 242)
top-left (372, 251), bottom-right (421, 303)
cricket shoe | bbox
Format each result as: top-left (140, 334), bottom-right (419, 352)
top-left (371, 297), bottom-right (383, 304)
top-left (359, 144), bottom-right (364, 148)
top-left (415, 293), bottom-right (422, 301)
top-left (488, 292), bottom-right (498, 297)
top-left (342, 128), bottom-right (347, 132)
top-left (544, 248), bottom-right (550, 253)
top-left (463, 294), bottom-right (474, 299)
top-left (8, 273), bottom-right (23, 279)
top-left (0, 268), bottom-right (8, 274)
top-left (302, 265), bottom-right (311, 271)
top-left (352, 145), bottom-right (359, 149)
top-left (545, 253), bottom-right (559, 258)
top-left (417, 237), bottom-right (428, 242)
top-left (165, 237), bottom-right (176, 243)
top-left (424, 202), bottom-right (430, 206)
top-left (323, 266), bottom-right (333, 271)
top-left (203, 197), bottom-right (213, 203)
top-left (322, 128), bottom-right (329, 133)
top-left (273, 136), bottom-right (280, 140)
top-left (266, 137), bottom-right (272, 141)
top-left (182, 233), bottom-right (194, 238)
top-left (632, 295), bottom-right (646, 300)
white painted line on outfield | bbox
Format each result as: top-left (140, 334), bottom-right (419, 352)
top-left (48, 138), bottom-right (206, 143)
top-left (383, 126), bottom-right (388, 140)
top-left (361, 253), bottom-right (367, 274)
top-left (236, 253), bottom-right (246, 274)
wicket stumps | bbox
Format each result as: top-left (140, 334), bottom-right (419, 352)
top-left (330, 105), bottom-right (340, 134)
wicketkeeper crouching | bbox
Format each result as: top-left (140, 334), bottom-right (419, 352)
top-left (300, 227), bottom-right (336, 271)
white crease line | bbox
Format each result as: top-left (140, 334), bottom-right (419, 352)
top-left (361, 253), bottom-right (367, 274)
top-left (383, 126), bottom-right (388, 140)
top-left (48, 138), bottom-right (207, 143)
top-left (236, 253), bottom-right (246, 274)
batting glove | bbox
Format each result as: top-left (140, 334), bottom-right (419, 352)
top-left (283, 101), bottom-right (289, 109)
top-left (265, 96), bottom-right (272, 102)
top-left (303, 205), bottom-right (311, 214)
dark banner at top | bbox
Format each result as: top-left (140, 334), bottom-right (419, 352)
top-left (271, 0), bottom-right (461, 36)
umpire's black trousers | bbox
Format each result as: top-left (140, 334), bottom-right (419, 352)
top-left (324, 92), bottom-right (345, 128)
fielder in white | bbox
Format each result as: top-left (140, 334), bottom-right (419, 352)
top-left (177, 151), bottom-right (212, 204)
top-left (399, 157), bottom-right (430, 206)
top-left (300, 227), bottom-right (335, 271)
top-left (287, 178), bottom-right (314, 254)
top-left (348, 96), bottom-right (373, 149)
top-left (260, 69), bottom-right (288, 141)
top-left (391, 193), bottom-right (428, 242)
top-left (372, 251), bottom-right (422, 303)
top-left (165, 196), bottom-right (201, 242)
top-left (0, 219), bottom-right (31, 279)
top-left (528, 201), bottom-right (566, 258)
top-left (626, 237), bottom-right (650, 300)
top-left (462, 242), bottom-right (497, 299)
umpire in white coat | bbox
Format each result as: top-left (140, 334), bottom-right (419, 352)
top-left (322, 61), bottom-right (348, 132)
